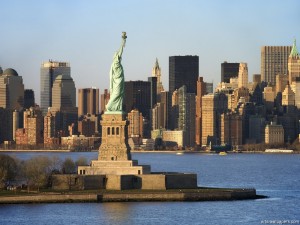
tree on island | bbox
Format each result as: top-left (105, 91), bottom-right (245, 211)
top-left (0, 154), bottom-right (18, 188)
top-left (23, 156), bottom-right (53, 192)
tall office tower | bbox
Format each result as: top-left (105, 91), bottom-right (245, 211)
top-left (253, 74), bottom-right (261, 83)
top-left (124, 80), bottom-right (151, 120)
top-left (220, 112), bottom-right (243, 146)
top-left (160, 91), bottom-right (171, 129)
top-left (50, 74), bottom-right (77, 136)
top-left (78, 115), bottom-right (97, 137)
top-left (23, 107), bottom-right (43, 145)
top-left (127, 109), bottom-right (143, 142)
top-left (201, 92), bottom-right (228, 146)
top-left (0, 108), bottom-right (12, 143)
top-left (40, 60), bottom-right (70, 115)
top-left (52, 75), bottom-right (76, 108)
top-left (78, 87), bottom-right (99, 116)
top-left (295, 78), bottom-right (300, 108)
top-left (205, 82), bottom-right (213, 94)
top-left (195, 77), bottom-right (206, 146)
top-left (275, 74), bottom-right (288, 94)
top-left (152, 58), bottom-right (164, 96)
top-left (221, 62), bottom-right (239, 83)
top-left (231, 87), bottom-right (250, 110)
top-left (249, 115), bottom-right (265, 144)
top-left (100, 89), bottom-right (110, 113)
top-left (171, 89), bottom-right (179, 129)
top-left (288, 39), bottom-right (300, 85)
top-left (0, 68), bottom-right (24, 142)
top-left (179, 87), bottom-right (195, 148)
top-left (282, 84), bottom-right (295, 106)
top-left (44, 111), bottom-right (57, 145)
top-left (238, 63), bottom-right (248, 88)
top-left (171, 86), bottom-right (195, 147)
top-left (261, 46), bottom-right (292, 85)
top-left (12, 110), bottom-right (20, 141)
top-left (263, 86), bottom-right (276, 113)
top-left (24, 89), bottom-right (35, 109)
top-left (0, 68), bottom-right (24, 110)
top-left (148, 76), bottom-right (157, 108)
top-left (152, 102), bottom-right (165, 130)
top-left (169, 55), bottom-right (199, 94)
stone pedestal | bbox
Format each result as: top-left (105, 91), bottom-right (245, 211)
top-left (78, 113), bottom-right (151, 176)
top-left (98, 113), bottom-right (131, 161)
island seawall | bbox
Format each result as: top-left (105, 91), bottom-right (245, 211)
top-left (0, 188), bottom-right (265, 204)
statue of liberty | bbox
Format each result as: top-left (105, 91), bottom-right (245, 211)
top-left (105, 32), bottom-right (127, 113)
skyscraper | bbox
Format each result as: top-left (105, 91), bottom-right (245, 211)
top-left (50, 74), bottom-right (77, 136)
top-left (152, 58), bottom-right (164, 96)
top-left (0, 68), bottom-right (24, 110)
top-left (52, 75), bottom-right (76, 108)
top-left (238, 63), bottom-right (248, 88)
top-left (261, 46), bottom-right (292, 85)
top-left (0, 68), bottom-right (24, 142)
top-left (160, 91), bottom-right (171, 129)
top-left (40, 60), bottom-right (70, 115)
top-left (100, 89), bottom-right (110, 113)
top-left (221, 62), bottom-right (239, 83)
top-left (195, 77), bottom-right (206, 146)
top-left (201, 93), bottom-right (228, 146)
top-left (169, 56), bottom-right (199, 94)
top-left (124, 80), bottom-right (151, 120)
top-left (178, 86), bottom-right (195, 148)
top-left (78, 88), bottom-right (99, 116)
top-left (148, 76), bottom-right (157, 109)
top-left (24, 89), bottom-right (35, 109)
top-left (288, 39), bottom-right (300, 85)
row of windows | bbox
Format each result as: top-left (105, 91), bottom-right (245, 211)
top-left (107, 127), bottom-right (120, 135)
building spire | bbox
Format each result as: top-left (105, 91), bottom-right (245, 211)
top-left (289, 38), bottom-right (299, 58)
top-left (155, 57), bottom-right (160, 69)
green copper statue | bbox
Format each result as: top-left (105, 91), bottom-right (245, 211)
top-left (106, 32), bottom-right (127, 113)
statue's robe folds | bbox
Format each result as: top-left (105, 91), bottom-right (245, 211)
top-left (106, 54), bottom-right (124, 112)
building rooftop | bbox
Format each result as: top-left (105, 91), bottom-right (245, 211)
top-left (2, 68), bottom-right (18, 76)
top-left (55, 74), bottom-right (72, 80)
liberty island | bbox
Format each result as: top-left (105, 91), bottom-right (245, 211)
top-left (0, 33), bottom-right (262, 203)
top-left (49, 33), bottom-right (260, 201)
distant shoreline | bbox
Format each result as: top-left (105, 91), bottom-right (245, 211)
top-left (0, 149), bottom-right (299, 154)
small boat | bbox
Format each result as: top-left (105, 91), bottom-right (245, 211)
top-left (219, 151), bottom-right (227, 156)
top-left (176, 152), bottom-right (183, 155)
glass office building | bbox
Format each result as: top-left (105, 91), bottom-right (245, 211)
top-left (40, 60), bottom-right (70, 115)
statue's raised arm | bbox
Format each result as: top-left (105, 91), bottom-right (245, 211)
top-left (105, 32), bottom-right (127, 113)
top-left (117, 32), bottom-right (127, 58)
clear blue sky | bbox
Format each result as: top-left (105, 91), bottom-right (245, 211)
top-left (1, 0), bottom-right (299, 105)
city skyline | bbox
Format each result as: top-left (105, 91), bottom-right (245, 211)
top-left (1, 0), bottom-right (300, 105)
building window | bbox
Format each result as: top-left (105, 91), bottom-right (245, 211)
top-left (83, 170), bottom-right (86, 175)
top-left (112, 127), bottom-right (115, 135)
top-left (116, 127), bottom-right (119, 135)
top-left (107, 127), bottom-right (110, 135)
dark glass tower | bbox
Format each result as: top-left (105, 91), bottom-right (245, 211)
top-left (24, 89), bottom-right (35, 109)
top-left (221, 62), bottom-right (240, 83)
top-left (40, 60), bottom-right (70, 115)
top-left (124, 81), bottom-right (151, 120)
top-left (169, 56), bottom-right (199, 94)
